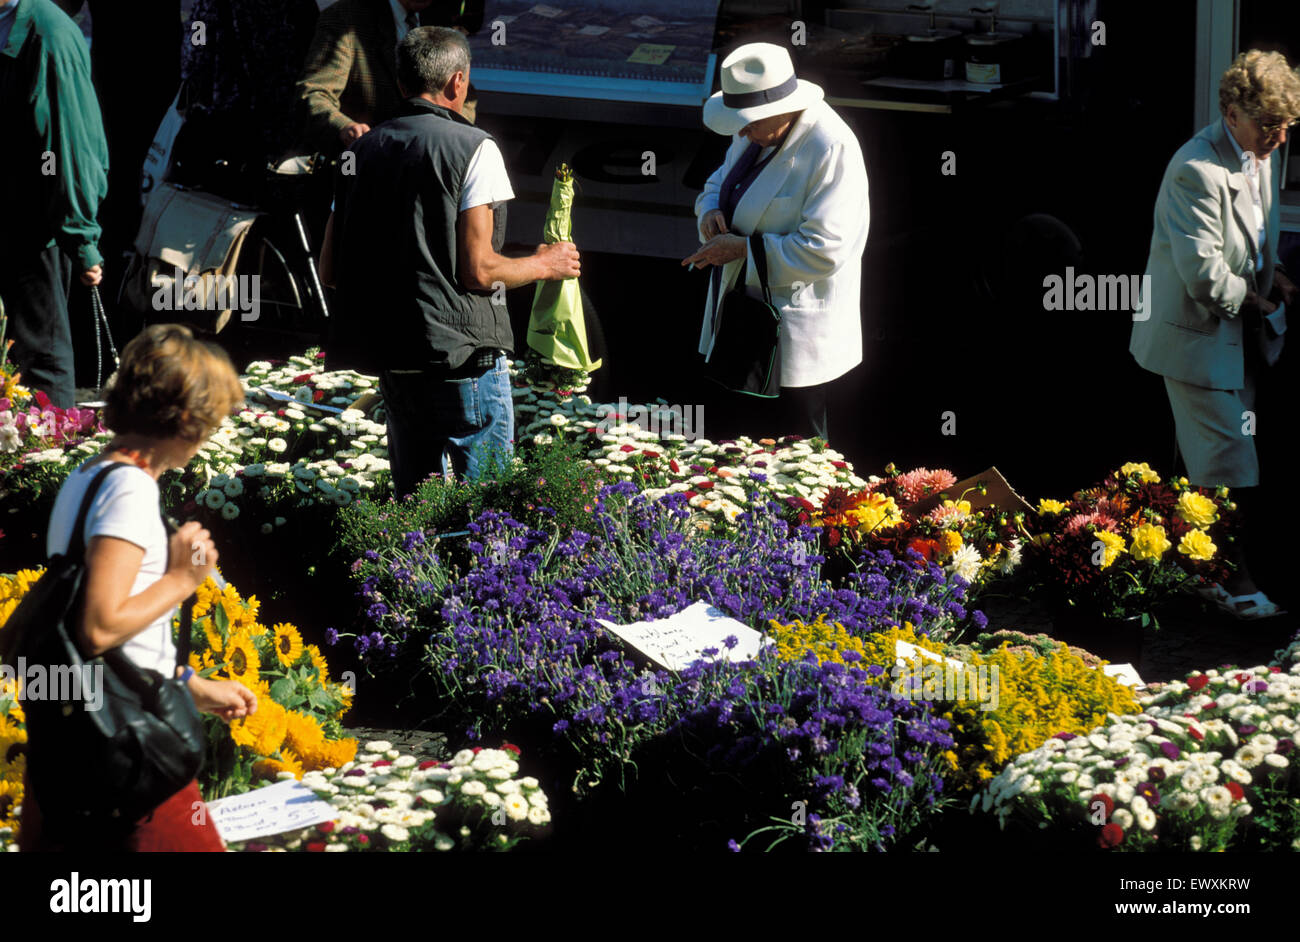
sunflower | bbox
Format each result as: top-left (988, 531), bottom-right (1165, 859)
top-left (284, 710), bottom-right (325, 757)
top-left (334, 683), bottom-right (354, 720)
top-left (253, 749), bottom-right (304, 781)
top-left (229, 697), bottom-right (288, 756)
top-left (301, 736), bottom-right (358, 772)
top-left (271, 623), bottom-right (304, 667)
top-left (229, 595), bottom-right (261, 631)
top-left (245, 621), bottom-right (269, 638)
top-left (0, 779), bottom-right (22, 828)
top-left (202, 622), bottom-right (227, 657)
top-left (223, 633), bottom-right (261, 685)
top-left (305, 644), bottom-right (329, 683)
top-left (193, 579), bottom-right (241, 619)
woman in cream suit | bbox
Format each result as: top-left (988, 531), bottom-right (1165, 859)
top-left (683, 43), bottom-right (869, 442)
top-left (1130, 50), bottom-right (1300, 620)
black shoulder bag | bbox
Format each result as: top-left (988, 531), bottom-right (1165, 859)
top-left (703, 232), bottom-right (782, 398)
top-left (0, 462), bottom-right (204, 843)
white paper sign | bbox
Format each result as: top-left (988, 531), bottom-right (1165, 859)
top-left (631, 15), bottom-right (663, 27)
top-left (575, 24), bottom-right (610, 35)
top-left (894, 638), bottom-right (967, 672)
top-left (596, 600), bottom-right (768, 672)
top-left (1102, 663), bottom-right (1145, 688)
top-left (206, 779), bottom-right (338, 844)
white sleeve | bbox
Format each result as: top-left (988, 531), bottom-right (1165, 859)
top-left (460, 139), bottom-right (515, 212)
top-left (84, 471), bottom-right (164, 552)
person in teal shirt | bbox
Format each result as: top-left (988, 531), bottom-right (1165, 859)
top-left (0, 0), bottom-right (108, 408)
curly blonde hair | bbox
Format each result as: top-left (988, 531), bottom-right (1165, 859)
top-left (103, 324), bottom-right (243, 441)
top-left (1219, 49), bottom-right (1300, 122)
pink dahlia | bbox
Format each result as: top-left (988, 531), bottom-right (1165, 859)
top-left (894, 468), bottom-right (957, 505)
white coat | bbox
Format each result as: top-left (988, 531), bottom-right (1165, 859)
top-left (695, 99), bottom-right (869, 388)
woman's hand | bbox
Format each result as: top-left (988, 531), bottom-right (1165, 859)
top-left (187, 674), bottom-right (257, 721)
top-left (168, 521), bottom-right (217, 592)
top-left (682, 233), bottom-right (747, 268)
top-left (700, 209), bottom-right (728, 240)
top-left (1273, 268), bottom-right (1298, 306)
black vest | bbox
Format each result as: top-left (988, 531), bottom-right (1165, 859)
top-left (330, 97), bottom-right (512, 373)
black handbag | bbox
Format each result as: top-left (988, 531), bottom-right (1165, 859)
top-left (0, 462), bottom-right (203, 843)
top-left (703, 232), bottom-right (782, 398)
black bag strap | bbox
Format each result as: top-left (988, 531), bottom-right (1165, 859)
top-left (62, 460), bottom-right (194, 670)
top-left (750, 232), bottom-right (773, 308)
top-left (64, 462), bottom-right (131, 562)
top-left (162, 515), bottom-right (195, 670)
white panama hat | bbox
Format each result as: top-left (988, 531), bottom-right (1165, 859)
top-left (703, 42), bottom-right (824, 136)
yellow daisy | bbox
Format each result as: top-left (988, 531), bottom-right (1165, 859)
top-left (301, 736), bottom-right (358, 772)
top-left (229, 697), bottom-right (288, 756)
top-left (253, 749), bottom-right (305, 781)
top-left (284, 710), bottom-right (325, 757)
top-left (271, 623), bottom-right (304, 668)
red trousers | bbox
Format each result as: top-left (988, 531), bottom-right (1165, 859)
top-left (19, 774), bottom-right (226, 852)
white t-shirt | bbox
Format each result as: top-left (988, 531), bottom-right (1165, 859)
top-left (46, 461), bottom-right (175, 675)
top-left (460, 139), bottom-right (515, 212)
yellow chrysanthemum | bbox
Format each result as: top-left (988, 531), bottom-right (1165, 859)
top-left (1037, 499), bottom-right (1068, 516)
top-left (1176, 491), bottom-right (1218, 528)
top-left (253, 749), bottom-right (305, 781)
top-left (1129, 523), bottom-right (1172, 561)
top-left (229, 697), bottom-right (288, 756)
top-left (301, 736), bottom-right (358, 772)
top-left (271, 623), bottom-right (304, 667)
top-left (939, 530), bottom-right (963, 557)
top-left (223, 633), bottom-right (261, 685)
top-left (1178, 528), bottom-right (1217, 561)
top-left (849, 492), bottom-right (904, 532)
top-left (284, 710), bottom-right (325, 757)
top-left (1118, 461), bottom-right (1160, 484)
top-left (306, 644), bottom-right (329, 683)
top-left (1094, 530), bottom-right (1125, 569)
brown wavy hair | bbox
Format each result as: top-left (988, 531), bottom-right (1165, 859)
top-left (1219, 50), bottom-right (1300, 122)
top-left (103, 324), bottom-right (243, 441)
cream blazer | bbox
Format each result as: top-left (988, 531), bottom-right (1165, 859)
top-left (695, 100), bottom-right (870, 388)
top-left (1130, 120), bottom-right (1280, 390)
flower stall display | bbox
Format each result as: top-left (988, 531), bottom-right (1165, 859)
top-left (1025, 462), bottom-right (1236, 627)
top-left (182, 576), bottom-right (358, 798)
top-left (226, 742), bottom-right (551, 852)
top-left (797, 465), bottom-right (1027, 592)
top-left (976, 655), bottom-right (1300, 851)
top-left (769, 617), bottom-right (1140, 793)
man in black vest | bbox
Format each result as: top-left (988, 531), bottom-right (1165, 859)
top-left (321, 26), bottom-right (579, 496)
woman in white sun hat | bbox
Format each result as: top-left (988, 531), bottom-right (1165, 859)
top-left (683, 42), bottom-right (869, 442)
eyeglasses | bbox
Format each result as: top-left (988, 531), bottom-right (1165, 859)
top-left (1255, 114), bottom-right (1297, 135)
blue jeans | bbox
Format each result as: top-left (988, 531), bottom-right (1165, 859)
top-left (380, 355), bottom-right (515, 497)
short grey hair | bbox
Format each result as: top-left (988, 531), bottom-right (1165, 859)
top-left (396, 26), bottom-right (470, 97)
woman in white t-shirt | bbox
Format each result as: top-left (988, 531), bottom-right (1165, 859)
top-left (20, 324), bottom-right (256, 852)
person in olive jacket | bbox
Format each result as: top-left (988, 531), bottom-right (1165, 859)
top-left (0, 0), bottom-right (108, 408)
